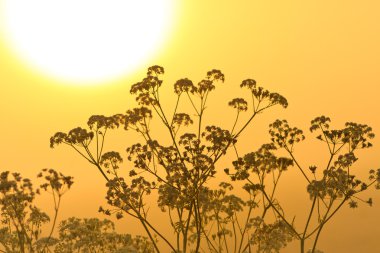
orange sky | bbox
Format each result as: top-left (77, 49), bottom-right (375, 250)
top-left (1, 1), bottom-right (380, 252)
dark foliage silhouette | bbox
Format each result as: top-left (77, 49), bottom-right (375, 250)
top-left (48, 66), bottom-right (379, 253)
top-left (0, 169), bottom-right (153, 253)
top-left (0, 169), bottom-right (72, 252)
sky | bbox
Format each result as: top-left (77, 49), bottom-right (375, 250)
top-left (1, 1), bottom-right (380, 252)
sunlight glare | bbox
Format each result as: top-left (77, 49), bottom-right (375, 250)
top-left (1, 0), bottom-right (174, 85)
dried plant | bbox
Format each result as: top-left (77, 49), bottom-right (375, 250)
top-left (50, 66), bottom-right (379, 253)
top-left (0, 169), bottom-right (72, 253)
top-left (54, 217), bottom-right (153, 253)
top-left (0, 170), bottom-right (152, 253)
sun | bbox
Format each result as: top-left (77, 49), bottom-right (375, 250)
top-left (0, 0), bottom-right (175, 85)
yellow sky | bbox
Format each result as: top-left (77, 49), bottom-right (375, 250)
top-left (1, 1), bottom-right (380, 252)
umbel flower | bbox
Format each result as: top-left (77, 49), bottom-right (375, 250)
top-left (48, 66), bottom-right (379, 253)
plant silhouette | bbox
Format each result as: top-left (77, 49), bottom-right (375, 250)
top-left (0, 169), bottom-right (73, 252)
top-left (0, 169), bottom-right (153, 253)
top-left (54, 217), bottom-right (153, 253)
top-left (47, 65), bottom-right (379, 253)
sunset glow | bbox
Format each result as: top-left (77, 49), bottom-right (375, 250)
top-left (1, 0), bottom-right (175, 85)
top-left (1, 1), bottom-right (380, 252)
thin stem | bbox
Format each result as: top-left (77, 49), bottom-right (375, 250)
top-left (237, 205), bottom-right (253, 253)
top-left (260, 187), bottom-right (301, 240)
top-left (231, 111), bottom-right (240, 134)
top-left (303, 196), bottom-right (317, 239)
top-left (194, 199), bottom-right (202, 253)
top-left (42, 193), bottom-right (62, 252)
top-left (186, 92), bottom-right (200, 115)
top-left (285, 148), bottom-right (310, 184)
top-left (183, 202), bottom-right (194, 253)
top-left (201, 225), bottom-right (219, 253)
top-left (232, 219), bottom-right (237, 253)
top-left (319, 124), bottom-right (332, 154)
top-left (98, 128), bottom-right (108, 162)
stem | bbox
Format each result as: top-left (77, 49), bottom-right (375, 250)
top-left (216, 211), bottom-right (222, 252)
top-left (201, 225), bottom-right (219, 252)
top-left (183, 202), bottom-right (194, 253)
top-left (194, 199), bottom-right (203, 253)
top-left (285, 149), bottom-right (310, 184)
top-left (232, 219), bottom-right (237, 253)
top-left (139, 218), bottom-right (160, 253)
top-left (231, 111), bottom-right (240, 134)
top-left (300, 196), bottom-right (317, 253)
top-left (237, 205), bottom-right (253, 253)
top-left (260, 188), bottom-right (301, 240)
top-left (186, 92), bottom-right (200, 115)
top-left (319, 123), bottom-right (332, 154)
top-left (98, 128), bottom-right (108, 162)
top-left (198, 96), bottom-right (205, 140)
top-left (42, 193), bottom-right (62, 252)
top-left (306, 196), bottom-right (348, 240)
top-left (303, 196), bottom-right (317, 238)
top-left (95, 163), bottom-right (110, 182)
top-left (9, 203), bottom-right (33, 252)
top-left (223, 225), bottom-right (230, 253)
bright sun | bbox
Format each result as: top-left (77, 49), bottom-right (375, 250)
top-left (1, 0), bottom-right (175, 85)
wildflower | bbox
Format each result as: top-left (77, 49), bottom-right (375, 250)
top-left (240, 79), bottom-right (257, 90)
top-left (87, 115), bottom-right (119, 130)
top-left (206, 69), bottom-right (225, 82)
top-left (269, 119), bottom-right (305, 148)
top-left (309, 166), bottom-right (317, 174)
top-left (228, 98), bottom-right (248, 111)
top-left (147, 65), bottom-right (164, 76)
top-left (172, 113), bottom-right (194, 126)
top-left (174, 78), bottom-right (196, 94)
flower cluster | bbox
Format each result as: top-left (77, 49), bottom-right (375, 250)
top-left (147, 65), bottom-right (164, 76)
top-left (173, 69), bottom-right (224, 97)
top-left (228, 144), bottom-right (293, 181)
top-left (54, 217), bottom-right (154, 253)
top-left (172, 113), bottom-right (194, 127)
top-left (199, 183), bottom-right (245, 219)
top-left (0, 169), bottom-right (74, 252)
top-left (310, 116), bottom-right (331, 132)
top-left (344, 122), bottom-right (374, 149)
top-left (129, 66), bottom-right (164, 107)
top-left (202, 125), bottom-right (236, 155)
top-left (269, 119), bottom-right (305, 149)
top-left (174, 78), bottom-right (196, 95)
top-left (228, 98), bottom-right (248, 111)
top-left (87, 115), bottom-right (120, 131)
top-left (49, 66), bottom-right (379, 253)
top-left (249, 218), bottom-right (295, 253)
top-left (206, 69), bottom-right (225, 82)
top-left (124, 107), bottom-right (152, 130)
top-left (306, 166), bottom-right (368, 203)
top-left (100, 151), bottom-right (123, 174)
top-left (103, 176), bottom-right (154, 218)
top-left (0, 171), bottom-right (35, 217)
top-left (179, 133), bottom-right (202, 153)
top-left (197, 79), bottom-right (215, 94)
top-left (37, 168), bottom-right (74, 195)
top-left (126, 143), bottom-right (153, 172)
top-left (50, 127), bottom-right (94, 148)
top-left (240, 79), bottom-right (288, 109)
top-left (310, 116), bottom-right (374, 150)
top-left (369, 168), bottom-right (380, 189)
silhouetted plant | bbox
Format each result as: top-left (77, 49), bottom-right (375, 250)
top-left (50, 66), bottom-right (379, 253)
top-left (226, 116), bottom-right (379, 253)
top-left (0, 170), bottom-right (153, 253)
top-left (53, 217), bottom-right (153, 253)
top-left (0, 169), bottom-right (73, 253)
